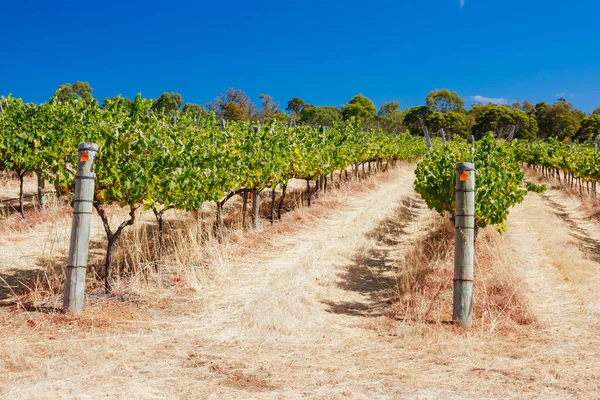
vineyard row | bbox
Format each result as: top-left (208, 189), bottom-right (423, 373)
top-left (0, 95), bottom-right (428, 291)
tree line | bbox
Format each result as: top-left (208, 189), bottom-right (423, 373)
top-left (15, 81), bottom-right (600, 141)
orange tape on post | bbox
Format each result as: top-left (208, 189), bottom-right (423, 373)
top-left (459, 170), bottom-right (469, 182)
top-left (80, 150), bottom-right (89, 162)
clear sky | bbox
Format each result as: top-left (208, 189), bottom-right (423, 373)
top-left (2, 0), bottom-right (599, 112)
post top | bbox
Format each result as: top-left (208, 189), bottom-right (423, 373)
top-left (78, 143), bottom-right (99, 151)
top-left (456, 162), bottom-right (475, 170)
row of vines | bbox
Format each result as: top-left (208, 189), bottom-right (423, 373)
top-left (0, 95), bottom-right (428, 291)
top-left (514, 139), bottom-right (600, 195)
top-left (414, 134), bottom-right (546, 234)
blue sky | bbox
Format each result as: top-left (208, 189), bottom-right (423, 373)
top-left (2, 0), bottom-right (599, 112)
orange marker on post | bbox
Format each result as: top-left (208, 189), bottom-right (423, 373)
top-left (460, 170), bottom-right (469, 182)
top-left (79, 150), bottom-right (89, 163)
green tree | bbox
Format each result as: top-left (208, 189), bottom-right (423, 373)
top-left (427, 111), bottom-right (469, 138)
top-left (426, 89), bottom-right (465, 113)
top-left (403, 106), bottom-right (431, 135)
top-left (54, 81), bottom-right (94, 102)
top-left (471, 104), bottom-right (536, 140)
top-left (286, 97), bottom-right (306, 116)
top-left (299, 105), bottom-right (342, 126)
top-left (377, 101), bottom-right (404, 134)
top-left (575, 115), bottom-right (600, 141)
top-left (522, 100), bottom-right (536, 116)
top-left (535, 101), bottom-right (583, 140)
top-left (509, 102), bottom-right (523, 110)
top-left (341, 94), bottom-right (376, 124)
top-left (593, 106), bottom-right (600, 115)
top-left (151, 92), bottom-right (183, 114)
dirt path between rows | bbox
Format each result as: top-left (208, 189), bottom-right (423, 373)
top-left (504, 190), bottom-right (600, 396)
top-left (2, 167), bottom-right (600, 399)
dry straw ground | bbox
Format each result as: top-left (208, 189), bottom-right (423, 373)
top-left (0, 165), bottom-right (599, 399)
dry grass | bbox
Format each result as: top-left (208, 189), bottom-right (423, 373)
top-left (0, 197), bottom-right (67, 233)
top-left (1, 165), bottom-right (392, 310)
top-left (388, 215), bottom-right (536, 333)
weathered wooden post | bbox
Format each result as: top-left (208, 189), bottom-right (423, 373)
top-left (423, 127), bottom-right (432, 153)
top-left (63, 143), bottom-right (98, 314)
top-left (453, 162), bottom-right (475, 327)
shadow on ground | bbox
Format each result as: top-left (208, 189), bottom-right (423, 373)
top-left (542, 193), bottom-right (600, 264)
top-left (322, 195), bottom-right (426, 318)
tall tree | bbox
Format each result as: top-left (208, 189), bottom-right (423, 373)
top-left (509, 102), bottom-right (523, 111)
top-left (151, 92), bottom-right (184, 114)
top-left (341, 94), bottom-right (376, 124)
top-left (575, 115), bottom-right (600, 141)
top-left (403, 106), bottom-right (431, 136)
top-left (259, 94), bottom-right (279, 121)
top-left (286, 97), bottom-right (306, 116)
top-left (208, 88), bottom-right (255, 120)
top-left (425, 89), bottom-right (465, 113)
top-left (427, 111), bottom-right (469, 138)
top-left (53, 81), bottom-right (94, 102)
top-left (535, 101), bottom-right (584, 140)
top-left (377, 101), bottom-right (404, 134)
top-left (378, 101), bottom-right (400, 118)
top-left (522, 100), bottom-right (536, 116)
top-left (593, 106), bottom-right (600, 115)
top-left (471, 104), bottom-right (537, 140)
top-left (299, 105), bottom-right (342, 126)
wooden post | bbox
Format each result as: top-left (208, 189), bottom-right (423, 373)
top-left (469, 135), bottom-right (475, 151)
top-left (63, 143), bottom-right (98, 314)
top-left (453, 162), bottom-right (475, 327)
top-left (423, 127), bottom-right (432, 153)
